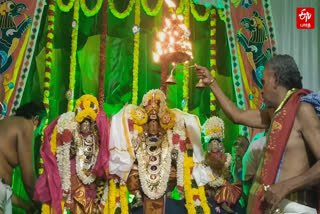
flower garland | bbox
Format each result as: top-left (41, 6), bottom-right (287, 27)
top-left (40, 0), bottom-right (56, 176)
top-left (208, 153), bottom-right (232, 188)
top-left (109, 0), bottom-right (135, 19)
top-left (190, 0), bottom-right (210, 22)
top-left (108, 179), bottom-right (128, 214)
top-left (141, 0), bottom-right (163, 16)
top-left (56, 112), bottom-right (77, 198)
top-left (56, 0), bottom-right (75, 12)
top-left (80, 0), bottom-right (103, 17)
top-left (74, 94), bottom-right (100, 122)
top-left (183, 153), bottom-right (210, 214)
top-left (132, 0), bottom-right (140, 105)
top-left (172, 115), bottom-right (186, 191)
top-left (120, 184), bottom-right (129, 214)
top-left (210, 9), bottom-right (217, 115)
top-left (98, 0), bottom-right (108, 107)
top-left (183, 0), bottom-right (190, 112)
top-left (108, 179), bottom-right (117, 213)
top-left (67, 0), bottom-right (79, 111)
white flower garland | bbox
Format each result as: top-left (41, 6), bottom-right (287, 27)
top-left (100, 182), bottom-right (109, 206)
top-left (57, 143), bottom-right (71, 194)
top-left (208, 153), bottom-right (232, 188)
top-left (172, 114), bottom-right (186, 189)
top-left (56, 112), bottom-right (77, 195)
top-left (136, 130), bottom-right (173, 200)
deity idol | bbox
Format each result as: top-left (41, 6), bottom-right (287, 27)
top-left (203, 116), bottom-right (242, 213)
top-left (108, 89), bottom-right (213, 214)
top-left (34, 95), bottom-right (110, 214)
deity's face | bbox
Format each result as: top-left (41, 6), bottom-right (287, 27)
top-left (148, 120), bottom-right (159, 136)
top-left (208, 139), bottom-right (220, 153)
top-left (80, 118), bottom-right (91, 134)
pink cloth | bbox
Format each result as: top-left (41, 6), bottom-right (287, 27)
top-left (92, 110), bottom-right (110, 178)
top-left (33, 116), bottom-right (63, 214)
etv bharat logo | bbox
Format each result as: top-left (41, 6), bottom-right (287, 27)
top-left (297, 8), bottom-right (315, 29)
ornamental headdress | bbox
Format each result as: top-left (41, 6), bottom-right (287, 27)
top-left (131, 89), bottom-right (176, 130)
top-left (202, 116), bottom-right (224, 144)
top-left (74, 95), bottom-right (99, 123)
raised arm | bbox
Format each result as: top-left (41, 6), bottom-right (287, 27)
top-left (195, 65), bottom-right (273, 128)
top-left (17, 120), bottom-right (36, 199)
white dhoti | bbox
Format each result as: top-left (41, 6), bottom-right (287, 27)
top-left (278, 199), bottom-right (317, 214)
top-left (0, 178), bottom-right (12, 214)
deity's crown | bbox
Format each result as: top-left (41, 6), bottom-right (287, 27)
top-left (142, 89), bottom-right (166, 117)
top-left (74, 95), bottom-right (99, 123)
top-left (202, 116), bottom-right (224, 143)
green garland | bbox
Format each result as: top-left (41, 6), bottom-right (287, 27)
top-left (190, 0), bottom-right (210, 21)
top-left (141, 0), bottom-right (163, 16)
top-left (109, 0), bottom-right (135, 19)
top-left (80, 0), bottom-right (103, 17)
top-left (56, 0), bottom-right (75, 12)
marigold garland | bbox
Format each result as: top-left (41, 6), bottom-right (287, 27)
top-left (80, 0), bottom-right (103, 17)
top-left (68, 0), bottom-right (80, 111)
top-left (40, 0), bottom-right (56, 176)
top-left (190, 0), bottom-right (210, 22)
top-left (131, 107), bottom-right (148, 126)
top-left (108, 179), bottom-right (117, 213)
top-left (182, 0), bottom-right (190, 113)
top-left (132, 0), bottom-right (140, 105)
top-left (183, 153), bottom-right (210, 214)
top-left (57, 0), bottom-right (75, 12)
top-left (141, 0), bottom-right (163, 16)
top-left (120, 184), bottom-right (129, 214)
top-left (210, 9), bottom-right (217, 115)
top-left (74, 94), bottom-right (100, 122)
top-left (109, 0), bottom-right (135, 19)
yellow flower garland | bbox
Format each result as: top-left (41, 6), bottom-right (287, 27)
top-left (131, 107), bottom-right (148, 126)
top-left (160, 109), bottom-right (176, 130)
top-left (74, 95), bottom-right (100, 122)
top-left (141, 0), bottom-right (163, 16)
top-left (190, 0), bottom-right (210, 22)
top-left (80, 0), bottom-right (103, 17)
top-left (67, 0), bottom-right (79, 112)
top-left (183, 153), bottom-right (210, 214)
top-left (120, 184), bottom-right (129, 214)
top-left (132, 0), bottom-right (140, 105)
top-left (57, 0), bottom-right (75, 12)
top-left (108, 179), bottom-right (129, 214)
top-left (183, 0), bottom-right (190, 113)
top-left (210, 9), bottom-right (217, 114)
top-left (109, 0), bottom-right (135, 19)
top-left (108, 179), bottom-right (117, 213)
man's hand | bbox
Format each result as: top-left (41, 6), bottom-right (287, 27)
top-left (261, 183), bottom-right (289, 213)
top-left (194, 65), bottom-right (215, 86)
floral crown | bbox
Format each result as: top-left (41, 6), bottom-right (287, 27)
top-left (202, 116), bottom-right (224, 143)
top-left (74, 95), bottom-right (99, 123)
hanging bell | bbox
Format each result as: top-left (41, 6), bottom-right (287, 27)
top-left (166, 72), bottom-right (176, 85)
top-left (195, 79), bottom-right (206, 88)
